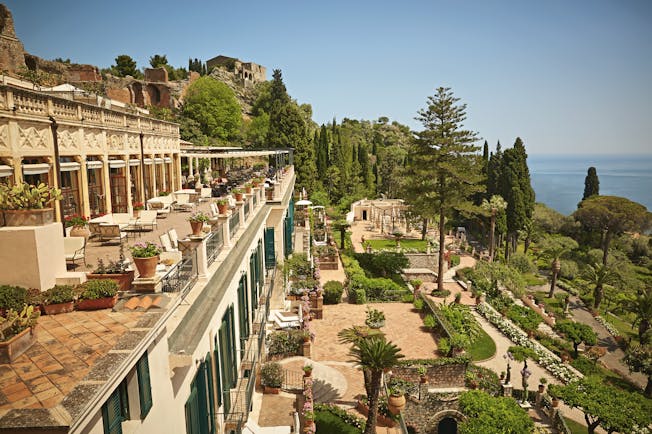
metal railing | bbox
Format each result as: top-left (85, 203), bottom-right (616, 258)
top-left (243, 200), bottom-right (250, 221)
top-left (252, 193), bottom-right (258, 208)
top-left (282, 369), bottom-right (304, 392)
top-left (206, 229), bottom-right (224, 266)
top-left (161, 254), bottom-right (197, 296)
top-left (229, 212), bottom-right (240, 239)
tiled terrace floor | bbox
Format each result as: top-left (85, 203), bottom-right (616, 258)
top-left (0, 309), bottom-right (143, 414)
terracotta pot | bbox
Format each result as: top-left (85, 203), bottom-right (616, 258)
top-left (235, 193), bottom-right (244, 201)
top-left (77, 294), bottom-right (118, 311)
top-left (263, 386), bottom-right (280, 394)
top-left (86, 271), bottom-right (135, 293)
top-left (538, 384), bottom-right (545, 393)
top-left (133, 209), bottom-right (142, 218)
top-left (190, 221), bottom-right (203, 236)
top-left (3, 208), bottom-right (54, 226)
top-left (134, 256), bottom-right (159, 278)
top-left (420, 376), bottom-right (428, 384)
top-left (552, 398), bottom-right (559, 408)
top-left (43, 301), bottom-right (74, 315)
top-left (245, 187), bottom-right (252, 194)
top-left (70, 226), bottom-right (91, 240)
top-left (217, 203), bottom-right (228, 214)
top-left (303, 369), bottom-right (312, 377)
top-left (388, 394), bottom-right (406, 415)
top-left (0, 326), bottom-right (37, 363)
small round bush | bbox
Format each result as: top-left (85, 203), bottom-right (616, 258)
top-left (431, 289), bottom-right (451, 298)
top-left (0, 285), bottom-right (28, 312)
top-left (323, 281), bottom-right (344, 304)
top-left (44, 285), bottom-right (76, 305)
top-left (260, 362), bottom-right (283, 388)
top-left (80, 279), bottom-right (118, 300)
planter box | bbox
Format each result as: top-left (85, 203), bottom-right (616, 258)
top-left (319, 260), bottom-right (338, 270)
top-left (263, 386), bottom-right (280, 394)
top-left (76, 294), bottom-right (118, 311)
top-left (87, 271), bottom-right (135, 293)
top-left (3, 208), bottom-right (55, 227)
top-left (42, 301), bottom-right (74, 315)
top-left (0, 326), bottom-right (37, 363)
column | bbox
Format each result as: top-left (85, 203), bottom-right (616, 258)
top-left (188, 156), bottom-right (194, 177)
top-left (124, 155), bottom-right (133, 215)
top-left (149, 154), bottom-right (156, 197)
top-left (100, 155), bottom-right (112, 213)
top-left (75, 156), bottom-right (91, 218)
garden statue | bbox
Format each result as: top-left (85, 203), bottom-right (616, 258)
top-left (521, 360), bottom-right (532, 404)
top-left (504, 351), bottom-right (513, 384)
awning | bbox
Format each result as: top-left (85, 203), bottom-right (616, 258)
top-left (60, 162), bottom-right (81, 172)
top-left (164, 157), bottom-right (172, 163)
top-left (22, 163), bottom-right (50, 175)
top-left (86, 160), bottom-right (103, 169)
top-left (108, 159), bottom-right (126, 169)
top-left (129, 159), bottom-right (140, 166)
top-left (154, 158), bottom-right (164, 164)
top-left (143, 158), bottom-right (153, 165)
top-left (0, 165), bottom-right (12, 178)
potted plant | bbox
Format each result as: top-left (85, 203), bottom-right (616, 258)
top-left (538, 377), bottom-right (547, 393)
top-left (188, 212), bottom-right (210, 236)
top-left (232, 188), bottom-right (244, 201)
top-left (76, 279), bottom-right (118, 310)
top-left (260, 361), bottom-right (283, 394)
top-left (65, 215), bottom-right (90, 239)
top-left (365, 306), bottom-right (386, 329)
top-left (132, 201), bottom-right (145, 218)
top-left (303, 363), bottom-right (313, 377)
top-left (130, 241), bottom-right (161, 278)
top-left (216, 198), bottom-right (229, 214)
top-left (0, 305), bottom-right (40, 363)
top-left (42, 285), bottom-right (76, 315)
top-left (0, 285), bottom-right (28, 317)
top-left (387, 385), bottom-right (406, 414)
top-left (87, 243), bottom-right (134, 292)
top-left (417, 365), bottom-right (428, 383)
top-left (548, 384), bottom-right (560, 407)
top-left (244, 182), bottom-right (253, 194)
top-left (0, 182), bottom-right (62, 226)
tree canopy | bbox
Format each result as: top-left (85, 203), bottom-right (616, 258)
top-left (180, 76), bottom-right (241, 144)
top-left (458, 390), bottom-right (534, 434)
top-left (108, 54), bottom-right (142, 78)
top-left (583, 166), bottom-right (600, 200)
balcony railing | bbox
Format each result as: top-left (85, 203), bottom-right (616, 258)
top-left (229, 212), bottom-right (240, 239)
top-left (161, 255), bottom-right (197, 296)
top-left (243, 200), bottom-right (250, 221)
top-left (206, 229), bottom-right (224, 266)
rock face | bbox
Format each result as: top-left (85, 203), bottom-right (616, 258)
top-left (208, 67), bottom-right (260, 116)
top-left (0, 4), bottom-right (26, 74)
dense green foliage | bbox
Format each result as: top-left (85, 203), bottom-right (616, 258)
top-left (180, 77), bottom-right (241, 144)
top-left (0, 285), bottom-right (27, 311)
top-left (314, 404), bottom-right (364, 433)
top-left (106, 54), bottom-right (143, 78)
top-left (583, 166), bottom-right (600, 200)
top-left (323, 281), bottom-right (344, 304)
top-left (555, 320), bottom-right (597, 358)
top-left (458, 390), bottom-right (534, 434)
top-left (79, 279), bottom-right (118, 300)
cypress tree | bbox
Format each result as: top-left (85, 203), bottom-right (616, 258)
top-left (582, 167), bottom-right (600, 200)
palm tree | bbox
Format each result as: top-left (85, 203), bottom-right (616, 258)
top-left (582, 261), bottom-right (619, 310)
top-left (349, 337), bottom-right (404, 434)
top-left (481, 195), bottom-right (507, 262)
top-left (537, 235), bottom-right (578, 298)
top-left (624, 288), bottom-right (652, 344)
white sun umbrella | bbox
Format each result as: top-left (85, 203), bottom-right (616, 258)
top-left (295, 199), bottom-right (312, 206)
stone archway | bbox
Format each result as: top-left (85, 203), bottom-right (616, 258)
top-left (428, 410), bottom-right (465, 434)
top-left (437, 417), bottom-right (457, 434)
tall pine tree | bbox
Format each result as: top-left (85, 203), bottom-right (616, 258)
top-left (582, 167), bottom-right (600, 200)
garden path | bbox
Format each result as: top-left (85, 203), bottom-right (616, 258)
top-left (529, 284), bottom-right (646, 389)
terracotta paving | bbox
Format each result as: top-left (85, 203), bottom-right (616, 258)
top-left (312, 302), bottom-right (439, 363)
top-left (257, 393), bottom-right (296, 427)
top-left (0, 309), bottom-right (143, 414)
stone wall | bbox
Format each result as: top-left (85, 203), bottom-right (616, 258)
top-left (145, 67), bottom-right (168, 83)
top-left (402, 394), bottom-right (465, 434)
top-left (0, 4), bottom-right (26, 74)
top-left (67, 65), bottom-right (101, 82)
top-left (405, 253), bottom-right (439, 271)
top-left (392, 363), bottom-right (466, 389)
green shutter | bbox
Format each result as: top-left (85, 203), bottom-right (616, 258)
top-left (185, 379), bottom-right (200, 434)
top-left (237, 275), bottom-right (249, 359)
top-left (102, 388), bottom-right (123, 434)
top-left (228, 305), bottom-right (237, 384)
top-left (250, 254), bottom-right (257, 315)
top-left (284, 214), bottom-right (293, 258)
top-left (196, 362), bottom-right (209, 434)
top-left (136, 352), bottom-right (153, 419)
top-left (205, 353), bottom-right (216, 434)
top-left (213, 336), bottom-right (222, 407)
top-left (264, 228), bottom-right (275, 268)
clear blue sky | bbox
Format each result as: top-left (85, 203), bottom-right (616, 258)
top-left (5, 0), bottom-right (651, 154)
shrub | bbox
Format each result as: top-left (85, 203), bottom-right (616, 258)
top-left (79, 279), bottom-right (118, 300)
top-left (456, 267), bottom-right (473, 282)
top-left (266, 330), bottom-right (305, 356)
top-left (354, 252), bottom-right (409, 277)
top-left (450, 255), bottom-right (461, 268)
top-left (413, 298), bottom-right (424, 311)
top-left (43, 285), bottom-right (76, 305)
top-left (401, 293), bottom-right (415, 303)
top-left (509, 253), bottom-right (537, 274)
top-left (286, 253), bottom-right (311, 277)
top-left (438, 337), bottom-right (451, 356)
top-left (506, 304), bottom-right (542, 332)
top-left (260, 362), bottom-right (283, 388)
top-left (349, 286), bottom-right (367, 304)
top-left (423, 314), bottom-right (437, 330)
top-left (431, 289), bottom-right (451, 298)
top-left (0, 285), bottom-right (28, 311)
top-left (323, 280), bottom-right (344, 304)
top-left (559, 259), bottom-right (579, 280)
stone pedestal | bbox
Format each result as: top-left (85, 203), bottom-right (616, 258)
top-left (132, 274), bottom-right (163, 293)
top-left (501, 383), bottom-right (513, 397)
top-left (0, 223), bottom-right (67, 291)
top-left (302, 341), bottom-right (312, 358)
top-left (178, 236), bottom-right (208, 278)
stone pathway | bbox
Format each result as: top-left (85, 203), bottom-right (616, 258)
top-left (529, 285), bottom-right (646, 389)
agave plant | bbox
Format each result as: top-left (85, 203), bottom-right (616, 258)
top-left (0, 182), bottom-right (62, 210)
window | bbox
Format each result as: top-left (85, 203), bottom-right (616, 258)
top-left (237, 274), bottom-right (249, 357)
top-left (136, 352), bottom-right (153, 418)
top-left (102, 380), bottom-right (129, 434)
top-left (264, 228), bottom-right (275, 269)
top-left (184, 356), bottom-right (216, 434)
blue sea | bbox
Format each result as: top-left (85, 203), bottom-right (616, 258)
top-left (528, 154), bottom-right (652, 216)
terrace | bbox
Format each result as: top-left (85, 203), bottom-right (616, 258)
top-left (0, 163), bottom-right (295, 430)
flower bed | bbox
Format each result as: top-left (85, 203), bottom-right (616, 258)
top-left (314, 403), bottom-right (365, 433)
top-left (477, 302), bottom-right (580, 383)
top-left (595, 315), bottom-right (621, 338)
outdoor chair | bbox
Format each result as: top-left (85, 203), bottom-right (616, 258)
top-left (210, 203), bottom-right (219, 217)
top-left (64, 236), bottom-right (86, 266)
top-left (97, 224), bottom-right (126, 244)
top-left (159, 233), bottom-right (177, 252)
top-left (167, 229), bottom-right (179, 250)
top-left (199, 188), bottom-right (212, 202)
top-left (136, 210), bottom-right (158, 231)
top-left (173, 194), bottom-right (195, 212)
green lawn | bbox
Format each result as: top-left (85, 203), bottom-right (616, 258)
top-left (468, 328), bottom-right (497, 361)
top-left (315, 410), bottom-right (362, 434)
top-left (533, 291), bottom-right (565, 318)
top-left (367, 239), bottom-right (428, 252)
top-left (605, 312), bottom-right (639, 345)
top-left (563, 417), bottom-right (589, 434)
